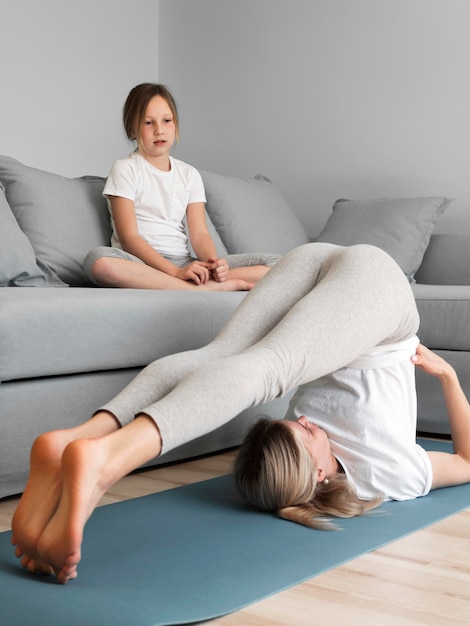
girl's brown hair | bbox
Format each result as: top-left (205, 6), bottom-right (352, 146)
top-left (123, 83), bottom-right (180, 143)
top-left (234, 418), bottom-right (382, 530)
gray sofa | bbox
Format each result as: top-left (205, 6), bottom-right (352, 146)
top-left (1, 155), bottom-right (469, 499)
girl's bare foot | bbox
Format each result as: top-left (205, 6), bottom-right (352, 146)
top-left (36, 438), bottom-right (116, 584)
top-left (204, 278), bottom-right (253, 292)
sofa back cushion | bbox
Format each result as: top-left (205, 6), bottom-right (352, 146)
top-left (415, 234), bottom-right (470, 285)
top-left (0, 156), bottom-right (111, 286)
top-left (0, 184), bottom-right (63, 286)
top-left (201, 171), bottom-right (309, 254)
top-left (316, 196), bottom-right (452, 281)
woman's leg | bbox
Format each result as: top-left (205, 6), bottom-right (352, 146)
top-left (99, 243), bottom-right (342, 426)
top-left (142, 244), bottom-right (419, 453)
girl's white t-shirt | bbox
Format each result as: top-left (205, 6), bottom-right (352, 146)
top-left (285, 335), bottom-right (433, 501)
top-left (103, 151), bottom-right (206, 256)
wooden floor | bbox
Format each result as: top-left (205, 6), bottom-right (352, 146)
top-left (1, 449), bottom-right (470, 625)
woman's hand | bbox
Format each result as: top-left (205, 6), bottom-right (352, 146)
top-left (411, 343), bottom-right (456, 380)
top-left (414, 343), bottom-right (470, 490)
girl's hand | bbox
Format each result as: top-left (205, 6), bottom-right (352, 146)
top-left (411, 344), bottom-right (456, 380)
top-left (207, 257), bottom-right (230, 283)
top-left (177, 261), bottom-right (211, 285)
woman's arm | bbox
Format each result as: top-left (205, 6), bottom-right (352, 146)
top-left (412, 344), bottom-right (470, 489)
top-left (110, 196), bottom-right (211, 284)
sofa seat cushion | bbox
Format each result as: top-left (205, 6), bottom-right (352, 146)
top-left (0, 288), bottom-right (246, 382)
top-left (412, 284), bottom-right (470, 350)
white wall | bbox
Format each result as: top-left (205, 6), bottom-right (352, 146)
top-left (1, 0), bottom-right (158, 177)
top-left (158, 0), bottom-right (470, 236)
top-left (3, 1), bottom-right (468, 235)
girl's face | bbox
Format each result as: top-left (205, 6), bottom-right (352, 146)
top-left (137, 95), bottom-right (176, 169)
top-left (283, 416), bottom-right (332, 483)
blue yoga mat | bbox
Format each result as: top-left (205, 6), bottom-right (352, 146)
top-left (0, 439), bottom-right (469, 626)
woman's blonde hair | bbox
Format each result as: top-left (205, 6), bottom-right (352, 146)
top-left (234, 418), bottom-right (382, 530)
top-left (123, 83), bottom-right (180, 144)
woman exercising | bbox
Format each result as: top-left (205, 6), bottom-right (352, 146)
top-left (11, 243), bottom-right (470, 583)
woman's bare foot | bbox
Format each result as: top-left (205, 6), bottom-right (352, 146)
top-left (11, 413), bottom-right (120, 576)
top-left (36, 437), bottom-right (116, 584)
top-left (12, 414), bottom-right (159, 583)
top-left (11, 431), bottom-right (69, 574)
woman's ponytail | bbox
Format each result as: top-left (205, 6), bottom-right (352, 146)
top-left (234, 418), bottom-right (382, 530)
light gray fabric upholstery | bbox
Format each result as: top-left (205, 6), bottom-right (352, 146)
top-left (316, 196), bottom-right (452, 280)
top-left (0, 156), bottom-right (111, 285)
top-left (412, 284), bottom-right (470, 350)
top-left (415, 234), bottom-right (470, 285)
top-left (0, 185), bottom-right (47, 286)
top-left (0, 288), bottom-right (246, 382)
top-left (201, 170), bottom-right (310, 254)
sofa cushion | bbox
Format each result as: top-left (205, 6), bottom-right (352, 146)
top-left (201, 171), bottom-right (310, 255)
top-left (412, 284), bottom-right (470, 350)
top-left (0, 288), bottom-right (246, 382)
top-left (414, 234), bottom-right (470, 285)
top-left (0, 156), bottom-right (112, 286)
top-left (316, 196), bottom-right (452, 280)
top-left (0, 185), bottom-right (58, 286)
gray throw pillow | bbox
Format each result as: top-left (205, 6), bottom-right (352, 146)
top-left (0, 156), bottom-right (112, 286)
top-left (316, 196), bottom-right (453, 280)
top-left (200, 171), bottom-right (309, 255)
top-left (0, 184), bottom-right (65, 286)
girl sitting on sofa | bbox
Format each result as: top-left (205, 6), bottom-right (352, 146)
top-left (12, 243), bottom-right (470, 584)
top-left (83, 83), bottom-right (279, 291)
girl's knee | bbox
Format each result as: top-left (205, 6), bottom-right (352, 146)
top-left (83, 247), bottom-right (110, 282)
top-left (89, 256), bottom-right (119, 284)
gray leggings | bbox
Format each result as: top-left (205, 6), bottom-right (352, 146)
top-left (100, 243), bottom-right (419, 455)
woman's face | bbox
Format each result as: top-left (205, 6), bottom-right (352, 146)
top-left (282, 416), bottom-right (332, 483)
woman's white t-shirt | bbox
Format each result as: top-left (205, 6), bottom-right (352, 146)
top-left (285, 336), bottom-right (433, 501)
top-left (103, 151), bottom-right (206, 256)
